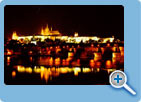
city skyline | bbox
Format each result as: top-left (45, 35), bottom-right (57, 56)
top-left (4, 5), bottom-right (124, 40)
top-left (4, 5), bottom-right (124, 85)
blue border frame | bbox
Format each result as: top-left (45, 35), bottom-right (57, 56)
top-left (0, 0), bottom-right (140, 102)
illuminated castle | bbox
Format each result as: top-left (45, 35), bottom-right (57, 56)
top-left (41, 25), bottom-right (61, 36)
top-left (12, 24), bottom-right (115, 44)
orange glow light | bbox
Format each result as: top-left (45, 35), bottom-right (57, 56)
top-left (12, 31), bottom-right (18, 40)
top-left (105, 60), bottom-right (112, 68)
top-left (7, 49), bottom-right (12, 55)
top-left (12, 71), bottom-right (16, 77)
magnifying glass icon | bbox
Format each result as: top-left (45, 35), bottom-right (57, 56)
top-left (109, 70), bottom-right (136, 95)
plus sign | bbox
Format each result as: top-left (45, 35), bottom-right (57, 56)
top-left (114, 74), bottom-right (122, 83)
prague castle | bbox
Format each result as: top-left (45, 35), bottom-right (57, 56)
top-left (12, 24), bottom-right (115, 44)
top-left (40, 24), bottom-right (61, 36)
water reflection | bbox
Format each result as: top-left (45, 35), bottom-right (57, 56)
top-left (15, 65), bottom-right (98, 83)
top-left (12, 71), bottom-right (16, 78)
top-left (5, 47), bottom-right (124, 85)
top-left (5, 60), bottom-right (123, 85)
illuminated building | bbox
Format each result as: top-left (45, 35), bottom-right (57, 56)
top-left (41, 24), bottom-right (61, 36)
top-left (12, 24), bottom-right (116, 44)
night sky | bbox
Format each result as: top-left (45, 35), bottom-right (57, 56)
top-left (4, 5), bottom-right (124, 40)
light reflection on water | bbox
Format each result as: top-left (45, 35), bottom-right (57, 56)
top-left (10, 65), bottom-right (118, 84)
top-left (5, 56), bottom-right (123, 85)
top-left (15, 65), bottom-right (99, 83)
